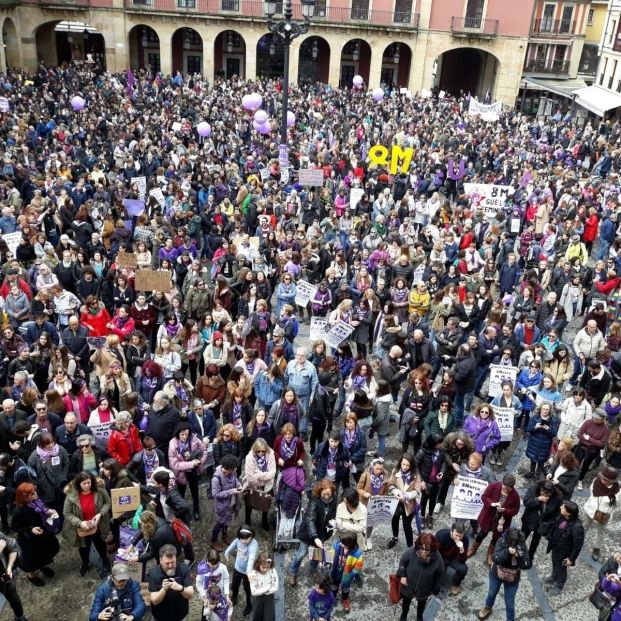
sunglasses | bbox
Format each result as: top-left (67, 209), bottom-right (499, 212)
top-left (223, 433), bottom-right (231, 438)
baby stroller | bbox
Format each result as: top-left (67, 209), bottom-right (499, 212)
top-left (273, 466), bottom-right (305, 552)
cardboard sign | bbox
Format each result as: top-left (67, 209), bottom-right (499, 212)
top-left (487, 365), bottom-right (519, 398)
top-left (111, 486), bottom-right (141, 518)
top-left (117, 251), bottom-right (138, 269)
top-left (149, 187), bottom-right (165, 207)
top-left (259, 168), bottom-right (269, 182)
top-left (324, 320), bottom-right (354, 350)
top-left (140, 582), bottom-right (151, 606)
top-left (494, 406), bottom-right (515, 442)
top-left (171, 122), bottom-right (182, 133)
top-left (309, 317), bottom-right (328, 343)
top-left (135, 269), bottom-right (171, 293)
top-left (450, 476), bottom-right (488, 520)
top-left (281, 168), bottom-right (290, 185)
top-left (298, 168), bottom-right (324, 187)
top-left (350, 188), bottom-right (364, 210)
top-left (366, 495), bottom-right (398, 527)
top-left (295, 281), bottom-right (318, 308)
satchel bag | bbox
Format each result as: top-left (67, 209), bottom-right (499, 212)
top-left (590, 584), bottom-right (611, 610)
top-left (389, 573), bottom-right (402, 605)
top-left (595, 498), bottom-right (611, 525)
top-left (77, 525), bottom-right (97, 538)
top-left (243, 487), bottom-right (272, 513)
top-left (495, 564), bottom-right (519, 583)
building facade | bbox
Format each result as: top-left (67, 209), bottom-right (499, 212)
top-left (0, 0), bottom-right (535, 103)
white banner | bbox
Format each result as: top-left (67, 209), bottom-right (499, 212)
top-left (324, 320), bottom-right (354, 350)
top-left (450, 476), bottom-right (488, 520)
top-left (89, 422), bottom-right (113, 452)
top-left (487, 365), bottom-right (519, 398)
top-left (468, 99), bottom-right (502, 117)
top-left (134, 176), bottom-right (147, 199)
top-left (309, 317), bottom-right (328, 343)
top-left (350, 188), bottom-right (364, 210)
top-left (294, 281), bottom-right (318, 308)
top-left (0, 97), bottom-right (9, 112)
top-left (149, 188), bottom-right (165, 207)
top-left (463, 183), bottom-right (515, 218)
top-left (493, 406), bottom-right (515, 442)
top-left (366, 495), bottom-right (399, 527)
top-left (2, 232), bottom-right (22, 257)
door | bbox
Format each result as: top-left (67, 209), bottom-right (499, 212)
top-left (340, 64), bottom-right (356, 87)
top-left (226, 57), bottom-right (241, 78)
top-left (560, 5), bottom-right (573, 33)
top-left (186, 55), bottom-right (201, 74)
top-left (381, 67), bottom-right (395, 86)
top-left (465, 0), bottom-right (484, 27)
top-left (541, 4), bottom-right (555, 31)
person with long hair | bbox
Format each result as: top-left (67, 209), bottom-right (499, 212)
top-left (10, 481), bottom-right (60, 586)
top-left (463, 403), bottom-right (501, 464)
top-left (396, 532), bottom-right (444, 621)
top-left (63, 470), bottom-right (112, 577)
top-left (176, 319), bottom-right (204, 386)
top-left (387, 453), bottom-right (422, 549)
top-left (340, 412), bottom-right (367, 488)
top-left (525, 402), bottom-right (559, 479)
top-left (343, 359), bottom-right (378, 405)
top-left (243, 438), bottom-right (276, 530)
top-left (399, 372), bottom-right (432, 455)
top-left (415, 433), bottom-right (446, 530)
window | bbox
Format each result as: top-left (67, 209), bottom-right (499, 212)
top-left (559, 5), bottom-right (573, 33)
top-left (394, 0), bottom-right (413, 23)
top-left (541, 4), bottom-right (555, 31)
top-left (611, 59), bottom-right (619, 90)
top-left (351, 0), bottom-right (369, 20)
top-left (614, 21), bottom-right (621, 52)
top-left (147, 53), bottom-right (160, 74)
top-left (314, 0), bottom-right (326, 16)
top-left (177, 0), bottom-right (195, 6)
top-left (465, 0), bottom-right (484, 28)
top-left (186, 55), bottom-right (201, 73)
top-left (611, 20), bottom-right (618, 45)
top-left (221, 0), bottom-right (239, 9)
top-left (600, 57), bottom-right (608, 86)
top-left (587, 8), bottom-right (594, 24)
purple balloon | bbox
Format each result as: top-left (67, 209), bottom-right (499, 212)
top-left (242, 94), bottom-right (253, 110)
top-left (71, 95), bottom-right (85, 111)
top-left (352, 75), bottom-right (363, 87)
top-left (196, 121), bottom-right (211, 137)
top-left (253, 120), bottom-right (271, 134)
top-left (254, 110), bottom-right (269, 124)
top-left (372, 87), bottom-right (384, 102)
top-left (286, 111), bottom-right (296, 127)
top-left (250, 93), bottom-right (263, 110)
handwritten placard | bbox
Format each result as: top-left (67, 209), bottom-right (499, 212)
top-left (117, 251), bottom-right (138, 269)
top-left (111, 486), bottom-right (140, 518)
top-left (2, 232), bottom-right (22, 257)
top-left (450, 476), bottom-right (488, 520)
top-left (135, 269), bottom-right (171, 293)
top-left (366, 495), bottom-right (398, 527)
top-left (133, 176), bottom-right (147, 199)
top-left (149, 188), bottom-right (165, 207)
top-left (89, 421), bottom-right (113, 452)
top-left (350, 188), bottom-right (364, 210)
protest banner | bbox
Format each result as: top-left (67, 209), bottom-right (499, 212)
top-left (89, 422), bottom-right (113, 452)
top-left (350, 188), bottom-right (364, 210)
top-left (135, 269), bottom-right (171, 293)
top-left (413, 263), bottom-right (425, 283)
top-left (295, 281), bottom-right (318, 308)
top-left (298, 168), bottom-right (324, 187)
top-left (324, 320), bottom-right (354, 350)
top-left (450, 476), bottom-right (488, 520)
top-left (87, 337), bottom-right (107, 350)
top-left (281, 168), bottom-right (290, 185)
top-left (123, 198), bottom-right (145, 217)
top-left (149, 187), bottom-right (165, 207)
top-left (2, 231), bottom-right (22, 257)
top-left (366, 495), bottom-right (399, 527)
top-left (487, 365), bottom-right (519, 398)
top-left (494, 407), bottom-right (515, 442)
top-left (117, 251), bottom-right (138, 269)
top-left (309, 317), bottom-right (328, 342)
top-left (171, 122), bottom-right (182, 132)
top-left (111, 487), bottom-right (141, 518)
top-left (463, 183), bottom-right (515, 218)
top-left (133, 176), bottom-right (147, 198)
top-left (259, 167), bottom-right (269, 182)
top-left (468, 99), bottom-right (502, 117)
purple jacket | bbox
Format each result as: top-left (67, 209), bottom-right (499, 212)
top-left (212, 465), bottom-right (240, 525)
top-left (601, 576), bottom-right (621, 621)
top-left (463, 415), bottom-right (501, 455)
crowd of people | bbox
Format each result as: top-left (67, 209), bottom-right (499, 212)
top-left (0, 59), bottom-right (618, 621)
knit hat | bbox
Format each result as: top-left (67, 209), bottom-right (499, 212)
top-left (601, 466), bottom-right (619, 482)
top-left (212, 331), bottom-right (223, 341)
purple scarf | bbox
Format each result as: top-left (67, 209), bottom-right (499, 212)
top-left (143, 450), bottom-right (159, 480)
top-left (280, 437), bottom-right (297, 461)
top-left (343, 428), bottom-right (356, 449)
top-left (282, 401), bottom-right (299, 426)
top-left (401, 468), bottom-right (412, 486)
top-left (352, 375), bottom-right (366, 391)
top-left (370, 472), bottom-right (384, 495)
top-left (165, 322), bottom-right (180, 338)
top-left (255, 453), bottom-right (268, 471)
top-left (27, 498), bottom-right (56, 532)
top-left (328, 446), bottom-right (337, 466)
top-left (232, 403), bottom-right (243, 428)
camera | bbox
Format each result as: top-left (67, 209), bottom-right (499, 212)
top-left (106, 587), bottom-right (122, 621)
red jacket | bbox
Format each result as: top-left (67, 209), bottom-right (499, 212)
top-left (583, 215), bottom-right (600, 243)
top-left (477, 481), bottom-right (520, 535)
top-left (107, 425), bottom-right (142, 466)
top-left (0, 278), bottom-right (32, 300)
top-left (595, 277), bottom-right (621, 296)
top-left (80, 307), bottom-right (111, 337)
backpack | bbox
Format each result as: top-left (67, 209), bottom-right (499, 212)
top-left (169, 517), bottom-right (193, 546)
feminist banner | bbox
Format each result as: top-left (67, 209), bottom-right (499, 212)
top-left (366, 495), bottom-right (399, 527)
top-left (487, 365), bottom-right (519, 398)
top-left (468, 99), bottom-right (502, 119)
top-left (324, 321), bottom-right (354, 349)
top-left (464, 183), bottom-right (515, 218)
top-left (450, 476), bottom-right (488, 520)
top-left (309, 317), bottom-right (328, 343)
top-left (494, 407), bottom-right (515, 442)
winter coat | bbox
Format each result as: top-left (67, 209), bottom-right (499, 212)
top-left (546, 515), bottom-right (585, 563)
top-left (521, 483), bottom-right (562, 533)
top-left (107, 425), bottom-right (142, 467)
top-left (544, 358), bottom-right (574, 386)
top-left (491, 535), bottom-right (531, 582)
top-left (243, 449), bottom-right (277, 493)
top-left (212, 439), bottom-right (242, 467)
top-left (334, 500), bottom-right (368, 550)
top-left (453, 353), bottom-right (476, 395)
top-left (296, 494), bottom-right (337, 546)
top-left (313, 440), bottom-right (350, 483)
top-left (274, 434), bottom-right (306, 469)
top-left (515, 369), bottom-right (543, 412)
top-left (131, 518), bottom-right (179, 563)
top-left (423, 409), bottom-right (456, 439)
top-left (387, 469), bottom-right (421, 516)
top-left (356, 470), bottom-right (390, 505)
top-left (128, 448), bottom-right (167, 484)
top-left (211, 464), bottom-right (241, 525)
top-left (10, 504), bottom-right (60, 572)
top-left (583, 480), bottom-right (621, 521)
top-left (168, 435), bottom-right (208, 485)
top-left (268, 400), bottom-right (305, 434)
top-left (545, 458), bottom-right (579, 499)
top-left (396, 547), bottom-right (444, 601)
top-left (340, 427), bottom-right (367, 466)
top-left (414, 447), bottom-right (446, 484)
top-left (525, 415), bottom-right (559, 463)
top-left (463, 415), bottom-right (500, 455)
top-left (62, 480), bottom-right (111, 547)
top-left (372, 394), bottom-right (392, 436)
top-left (254, 372), bottom-right (285, 408)
top-left (477, 481), bottom-right (520, 534)
top-left (28, 445), bottom-right (70, 504)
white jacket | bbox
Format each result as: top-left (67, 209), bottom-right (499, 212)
top-left (557, 397), bottom-right (592, 440)
top-left (584, 482), bottom-right (621, 520)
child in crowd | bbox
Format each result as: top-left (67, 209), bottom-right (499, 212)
top-left (224, 525), bottom-right (259, 617)
top-left (308, 573), bottom-right (337, 621)
top-left (248, 551), bottom-right (279, 621)
top-left (196, 549), bottom-right (231, 614)
top-left (329, 532), bottom-right (365, 613)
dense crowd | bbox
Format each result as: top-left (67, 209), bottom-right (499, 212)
top-left (0, 60), bottom-right (619, 621)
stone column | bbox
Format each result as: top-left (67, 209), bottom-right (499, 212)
top-left (288, 39), bottom-right (300, 85)
top-left (368, 41), bottom-right (384, 89)
top-left (328, 40), bottom-right (341, 87)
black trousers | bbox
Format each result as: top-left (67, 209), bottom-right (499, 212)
top-left (177, 470), bottom-right (201, 513)
top-left (251, 594), bottom-right (275, 621)
top-left (79, 531), bottom-right (110, 569)
top-left (401, 595), bottom-right (427, 621)
top-left (551, 547), bottom-right (568, 588)
top-left (232, 568), bottom-right (252, 608)
top-left (445, 558), bottom-right (468, 586)
top-left (391, 504), bottom-right (415, 548)
top-left (310, 420), bottom-right (326, 454)
top-left (521, 525), bottom-right (542, 559)
top-left (0, 579), bottom-right (23, 618)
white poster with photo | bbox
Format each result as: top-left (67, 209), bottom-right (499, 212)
top-left (133, 176), bottom-right (147, 199)
top-left (366, 495), bottom-right (399, 527)
top-left (295, 281), bottom-right (318, 308)
top-left (494, 407), bottom-right (515, 442)
top-left (413, 263), bottom-right (426, 283)
top-left (89, 422), bottom-right (113, 452)
top-left (450, 476), bottom-right (488, 520)
top-left (309, 317), bottom-right (328, 343)
top-left (487, 365), bottom-right (519, 398)
top-left (281, 168), bottom-right (290, 185)
top-left (463, 183), bottom-right (515, 219)
top-left (324, 320), bottom-right (354, 350)
top-left (2, 232), bottom-right (22, 257)
top-left (149, 188), bottom-right (165, 207)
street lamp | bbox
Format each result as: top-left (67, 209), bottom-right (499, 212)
top-left (352, 41), bottom-right (360, 62)
top-left (265, 0), bottom-right (314, 169)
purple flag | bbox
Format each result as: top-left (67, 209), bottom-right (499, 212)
top-left (122, 198), bottom-right (145, 217)
top-left (126, 68), bottom-right (136, 98)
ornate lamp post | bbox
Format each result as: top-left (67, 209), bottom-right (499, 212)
top-left (264, 0), bottom-right (314, 169)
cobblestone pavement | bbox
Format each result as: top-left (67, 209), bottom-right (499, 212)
top-left (280, 315), bottom-right (607, 621)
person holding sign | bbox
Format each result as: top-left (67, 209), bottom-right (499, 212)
top-left (463, 404), bottom-right (500, 465)
top-left (490, 382), bottom-right (522, 467)
top-left (356, 457), bottom-right (389, 550)
top-left (525, 402), bottom-right (559, 480)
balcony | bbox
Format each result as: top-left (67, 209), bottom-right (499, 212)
top-left (122, 0), bottom-right (419, 26)
top-left (451, 16), bottom-right (499, 37)
top-left (533, 18), bottom-right (575, 35)
top-left (523, 58), bottom-right (570, 74)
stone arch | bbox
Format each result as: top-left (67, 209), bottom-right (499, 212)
top-left (2, 18), bottom-right (19, 70)
top-left (214, 29), bottom-right (246, 79)
top-left (433, 45), bottom-right (500, 98)
top-left (171, 26), bottom-right (203, 75)
top-left (34, 20), bottom-right (105, 69)
top-left (127, 24), bottom-right (161, 73)
top-left (381, 41), bottom-right (412, 88)
top-left (297, 35), bottom-right (330, 84)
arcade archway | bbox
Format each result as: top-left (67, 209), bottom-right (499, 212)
top-left (298, 36), bottom-right (330, 84)
top-left (434, 47), bottom-right (499, 98)
top-left (340, 38), bottom-right (371, 87)
top-left (128, 25), bottom-right (161, 73)
top-left (214, 30), bottom-right (246, 79)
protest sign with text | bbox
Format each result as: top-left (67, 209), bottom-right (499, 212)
top-left (324, 321), bottom-right (354, 349)
top-left (494, 407), bottom-right (515, 442)
top-left (487, 365), bottom-right (519, 398)
top-left (450, 476), bottom-right (488, 520)
top-left (366, 495), bottom-right (399, 527)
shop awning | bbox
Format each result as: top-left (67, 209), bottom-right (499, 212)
top-left (522, 76), bottom-right (587, 99)
top-left (573, 84), bottom-right (621, 117)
